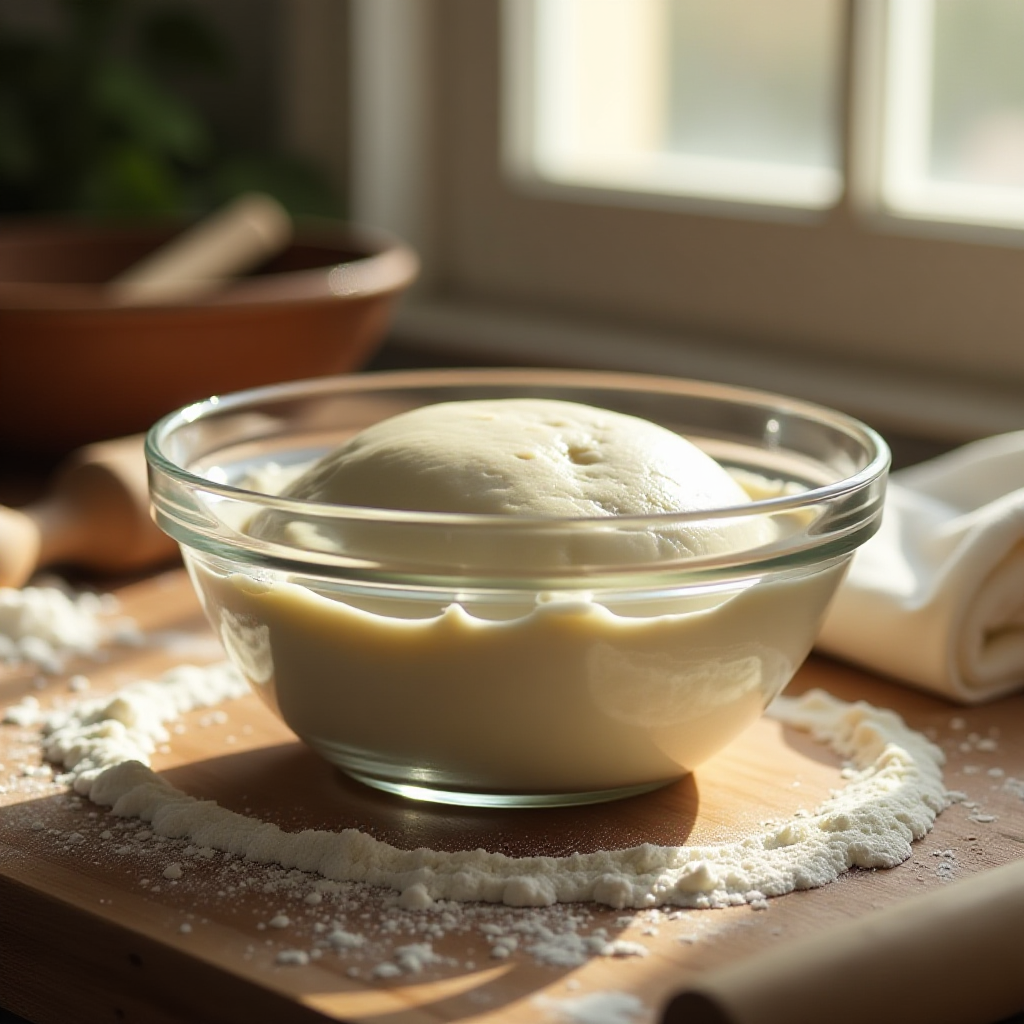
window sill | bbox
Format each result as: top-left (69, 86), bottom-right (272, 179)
top-left (384, 297), bottom-right (1024, 454)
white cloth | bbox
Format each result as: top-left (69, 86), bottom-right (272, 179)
top-left (816, 431), bottom-right (1024, 704)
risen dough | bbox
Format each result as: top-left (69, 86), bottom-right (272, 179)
top-left (249, 398), bottom-right (771, 562)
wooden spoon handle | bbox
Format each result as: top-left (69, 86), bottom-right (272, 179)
top-left (107, 192), bottom-right (293, 306)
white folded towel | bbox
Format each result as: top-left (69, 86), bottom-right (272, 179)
top-left (816, 431), bottom-right (1024, 704)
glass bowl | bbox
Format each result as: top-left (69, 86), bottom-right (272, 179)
top-left (146, 368), bottom-right (889, 808)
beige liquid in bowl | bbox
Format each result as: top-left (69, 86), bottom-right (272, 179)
top-left (188, 398), bottom-right (846, 805)
top-left (192, 561), bottom-right (845, 803)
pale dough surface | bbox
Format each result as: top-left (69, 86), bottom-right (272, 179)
top-left (253, 399), bottom-right (768, 559)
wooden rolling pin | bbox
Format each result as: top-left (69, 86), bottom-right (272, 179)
top-left (0, 435), bottom-right (179, 588)
top-left (663, 856), bottom-right (1024, 1024)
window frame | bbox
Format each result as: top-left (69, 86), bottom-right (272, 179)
top-left (879, 0), bottom-right (1024, 234)
top-left (349, 0), bottom-right (1024, 444)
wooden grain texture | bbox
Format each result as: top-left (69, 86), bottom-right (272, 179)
top-left (2, 569), bottom-right (1023, 1024)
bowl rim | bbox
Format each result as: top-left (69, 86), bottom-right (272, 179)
top-left (146, 366), bottom-right (891, 530)
top-left (0, 217), bottom-right (419, 312)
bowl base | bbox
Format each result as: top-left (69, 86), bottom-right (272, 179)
top-left (341, 768), bottom-right (671, 809)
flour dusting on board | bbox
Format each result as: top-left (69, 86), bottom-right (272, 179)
top-left (535, 990), bottom-right (646, 1024)
top-left (29, 662), bottom-right (948, 911)
top-left (0, 584), bottom-right (121, 673)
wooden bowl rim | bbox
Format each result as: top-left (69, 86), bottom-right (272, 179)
top-left (0, 216), bottom-right (419, 312)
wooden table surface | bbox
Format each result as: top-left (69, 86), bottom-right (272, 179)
top-left (2, 567), bottom-right (1023, 1024)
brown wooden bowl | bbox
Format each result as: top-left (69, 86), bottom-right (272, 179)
top-left (0, 217), bottom-right (419, 459)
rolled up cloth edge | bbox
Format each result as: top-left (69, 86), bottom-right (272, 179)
top-left (816, 472), bottom-right (1024, 703)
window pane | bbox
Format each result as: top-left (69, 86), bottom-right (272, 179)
top-left (518, 0), bottom-right (844, 209)
top-left (932, 0), bottom-right (1024, 187)
top-left (883, 0), bottom-right (1024, 227)
top-left (667, 1), bottom-right (840, 168)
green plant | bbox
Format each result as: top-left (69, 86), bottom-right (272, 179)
top-left (0, 0), bottom-right (339, 217)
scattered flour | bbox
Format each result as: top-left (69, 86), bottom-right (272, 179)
top-left (3, 694), bottom-right (42, 727)
top-left (373, 942), bottom-right (452, 977)
top-left (0, 585), bottom-right (132, 673)
top-left (29, 664), bottom-right (947, 912)
top-left (1003, 777), bottom-right (1024, 801)
top-left (931, 849), bottom-right (957, 881)
top-left (37, 662), bottom-right (248, 794)
top-left (535, 991), bottom-right (646, 1024)
top-left (957, 731), bottom-right (999, 755)
top-left (276, 949), bottom-right (310, 967)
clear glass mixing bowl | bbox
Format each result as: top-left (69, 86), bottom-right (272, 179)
top-left (146, 368), bottom-right (890, 807)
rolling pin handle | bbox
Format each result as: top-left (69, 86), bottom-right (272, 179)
top-left (0, 434), bottom-right (179, 589)
top-left (0, 506), bottom-right (43, 589)
top-left (46, 434), bottom-right (179, 576)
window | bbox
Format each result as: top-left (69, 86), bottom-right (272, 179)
top-left (350, 0), bottom-right (1024, 443)
top-left (515, 0), bottom-right (844, 210)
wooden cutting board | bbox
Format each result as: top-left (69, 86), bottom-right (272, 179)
top-left (2, 569), bottom-right (1023, 1024)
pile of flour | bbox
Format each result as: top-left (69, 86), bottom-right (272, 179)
top-left (0, 584), bottom-right (134, 673)
top-left (34, 662), bottom-right (948, 911)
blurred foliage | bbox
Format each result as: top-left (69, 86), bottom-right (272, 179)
top-left (0, 0), bottom-right (340, 218)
